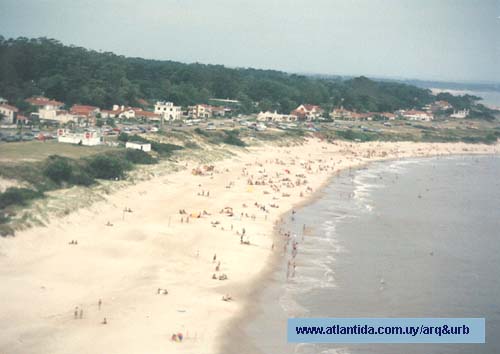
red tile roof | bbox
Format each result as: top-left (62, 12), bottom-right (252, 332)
top-left (25, 96), bottom-right (63, 107)
top-left (70, 105), bottom-right (99, 116)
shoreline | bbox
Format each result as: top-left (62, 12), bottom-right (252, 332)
top-left (0, 140), bottom-right (498, 354)
top-left (217, 151), bottom-right (500, 354)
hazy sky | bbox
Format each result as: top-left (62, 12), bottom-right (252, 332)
top-left (1, 0), bottom-right (499, 82)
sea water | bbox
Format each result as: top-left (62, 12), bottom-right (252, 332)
top-left (234, 154), bottom-right (500, 354)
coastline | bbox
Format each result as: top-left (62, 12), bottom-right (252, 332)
top-left (0, 139), bottom-right (498, 354)
top-left (217, 150), bottom-right (500, 354)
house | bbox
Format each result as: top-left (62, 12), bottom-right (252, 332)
top-left (25, 96), bottom-right (64, 110)
top-left (401, 110), bottom-right (433, 121)
top-left (0, 97), bottom-right (7, 105)
top-left (70, 105), bottom-right (100, 118)
top-left (330, 108), bottom-right (374, 121)
top-left (16, 115), bottom-right (29, 124)
top-left (291, 104), bottom-right (324, 121)
top-left (211, 106), bottom-right (226, 117)
top-left (0, 103), bottom-right (19, 124)
top-left (435, 100), bottom-right (452, 111)
top-left (379, 112), bottom-right (396, 120)
top-left (450, 109), bottom-right (469, 119)
top-left (107, 105), bottom-right (160, 121)
top-left (125, 142), bottom-right (152, 152)
top-left (189, 104), bottom-right (212, 119)
top-left (257, 111), bottom-right (297, 122)
top-left (134, 109), bottom-right (161, 121)
top-left (350, 112), bottom-right (373, 121)
top-left (154, 101), bottom-right (182, 121)
top-left (57, 130), bottom-right (102, 146)
top-left (330, 108), bottom-right (355, 120)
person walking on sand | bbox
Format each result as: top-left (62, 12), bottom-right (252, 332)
top-left (98, 299), bottom-right (102, 311)
top-left (79, 308), bottom-right (83, 319)
top-left (74, 307), bottom-right (78, 319)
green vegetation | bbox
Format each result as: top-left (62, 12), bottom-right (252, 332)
top-left (86, 154), bottom-right (130, 180)
top-left (194, 128), bottom-right (245, 146)
top-left (2, 36), bottom-right (488, 116)
top-left (0, 187), bottom-right (43, 210)
top-left (43, 156), bottom-right (94, 186)
top-left (0, 187), bottom-right (44, 236)
top-left (124, 149), bottom-right (158, 164)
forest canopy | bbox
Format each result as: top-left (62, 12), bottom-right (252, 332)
top-left (0, 36), bottom-right (485, 115)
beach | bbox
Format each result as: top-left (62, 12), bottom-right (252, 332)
top-left (0, 139), bottom-right (498, 354)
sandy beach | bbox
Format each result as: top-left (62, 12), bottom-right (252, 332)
top-left (0, 139), bottom-right (498, 354)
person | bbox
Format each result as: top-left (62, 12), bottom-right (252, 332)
top-left (102, 317), bottom-right (107, 325)
top-left (74, 307), bottom-right (78, 319)
top-left (79, 308), bottom-right (83, 319)
top-left (98, 299), bottom-right (102, 310)
top-left (213, 253), bottom-right (217, 262)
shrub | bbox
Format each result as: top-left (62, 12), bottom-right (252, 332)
top-left (194, 127), bottom-right (209, 136)
top-left (86, 155), bottom-right (129, 180)
top-left (0, 188), bottom-right (44, 210)
top-left (118, 132), bottom-right (129, 142)
top-left (222, 130), bottom-right (245, 146)
top-left (69, 171), bottom-right (95, 186)
top-left (125, 149), bottom-right (157, 164)
top-left (44, 156), bottom-right (73, 184)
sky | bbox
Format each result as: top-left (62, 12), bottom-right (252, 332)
top-left (0, 0), bottom-right (499, 83)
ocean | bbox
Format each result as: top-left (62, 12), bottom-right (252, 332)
top-left (430, 88), bottom-right (500, 110)
top-left (230, 154), bottom-right (500, 354)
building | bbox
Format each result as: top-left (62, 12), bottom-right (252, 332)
top-left (450, 109), bottom-right (469, 119)
top-left (102, 105), bottom-right (160, 121)
top-left (257, 111), bottom-right (297, 122)
top-left (211, 106), bottom-right (226, 117)
top-left (70, 105), bottom-right (100, 118)
top-left (25, 96), bottom-right (64, 110)
top-left (330, 108), bottom-right (375, 121)
top-left (291, 104), bottom-right (324, 121)
top-left (0, 103), bottom-right (19, 124)
top-left (57, 129), bottom-right (102, 146)
top-left (16, 115), bottom-right (29, 125)
top-left (401, 110), bottom-right (433, 121)
top-left (134, 110), bottom-right (161, 121)
top-left (125, 142), bottom-right (152, 152)
top-left (189, 104), bottom-right (212, 119)
top-left (330, 108), bottom-right (355, 120)
top-left (154, 101), bottom-right (182, 121)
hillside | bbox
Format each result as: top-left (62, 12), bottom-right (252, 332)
top-left (0, 36), bottom-right (487, 115)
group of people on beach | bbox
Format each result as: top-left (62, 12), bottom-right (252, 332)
top-left (73, 299), bottom-right (106, 325)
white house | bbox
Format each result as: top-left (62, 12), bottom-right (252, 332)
top-left (0, 103), bottom-right (19, 124)
top-left (257, 111), bottom-right (297, 122)
top-left (450, 109), bottom-right (469, 119)
top-left (125, 142), bottom-right (152, 152)
top-left (154, 101), bottom-right (182, 121)
top-left (57, 130), bottom-right (102, 146)
top-left (401, 110), bottom-right (433, 122)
